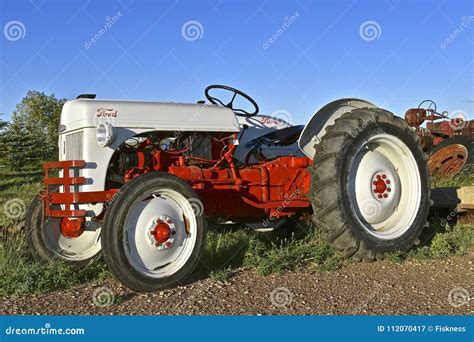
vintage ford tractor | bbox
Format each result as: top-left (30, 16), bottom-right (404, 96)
top-left (26, 85), bottom-right (430, 292)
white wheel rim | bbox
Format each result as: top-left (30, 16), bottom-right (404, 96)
top-left (123, 189), bottom-right (198, 278)
top-left (43, 219), bottom-right (101, 261)
top-left (350, 133), bottom-right (421, 240)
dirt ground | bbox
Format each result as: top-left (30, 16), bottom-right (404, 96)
top-left (1, 255), bottom-right (472, 316)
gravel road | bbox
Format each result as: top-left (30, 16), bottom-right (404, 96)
top-left (1, 256), bottom-right (472, 315)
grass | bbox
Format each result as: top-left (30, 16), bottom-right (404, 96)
top-left (0, 161), bottom-right (472, 297)
top-left (0, 164), bottom-right (44, 228)
top-left (432, 164), bottom-right (474, 188)
top-left (1, 221), bottom-right (472, 297)
top-left (198, 227), bottom-right (341, 277)
top-left (0, 233), bottom-right (110, 297)
top-left (387, 224), bottom-right (474, 263)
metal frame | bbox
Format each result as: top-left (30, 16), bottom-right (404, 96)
top-left (42, 160), bottom-right (118, 217)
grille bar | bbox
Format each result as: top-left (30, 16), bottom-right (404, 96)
top-left (65, 131), bottom-right (83, 160)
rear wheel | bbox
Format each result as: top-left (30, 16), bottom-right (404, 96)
top-left (309, 108), bottom-right (430, 261)
top-left (25, 192), bottom-right (102, 265)
top-left (428, 136), bottom-right (473, 178)
top-left (101, 172), bottom-right (206, 292)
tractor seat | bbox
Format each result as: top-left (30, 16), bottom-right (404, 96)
top-left (245, 125), bottom-right (304, 148)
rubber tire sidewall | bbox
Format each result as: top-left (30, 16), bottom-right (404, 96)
top-left (25, 190), bottom-right (98, 266)
top-left (340, 122), bottom-right (430, 251)
top-left (101, 172), bottom-right (207, 292)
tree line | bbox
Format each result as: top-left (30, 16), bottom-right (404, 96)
top-left (0, 91), bottom-right (66, 169)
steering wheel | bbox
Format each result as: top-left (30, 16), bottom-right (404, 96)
top-left (205, 85), bottom-right (259, 117)
top-left (418, 99), bottom-right (437, 114)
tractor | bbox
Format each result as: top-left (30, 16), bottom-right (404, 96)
top-left (404, 100), bottom-right (473, 178)
top-left (26, 85), bottom-right (430, 292)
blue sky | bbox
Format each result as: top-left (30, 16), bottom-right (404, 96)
top-left (0, 0), bottom-right (473, 124)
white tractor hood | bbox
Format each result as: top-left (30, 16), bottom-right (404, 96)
top-left (60, 99), bottom-right (241, 134)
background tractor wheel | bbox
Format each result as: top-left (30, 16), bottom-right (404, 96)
top-left (101, 172), bottom-right (206, 292)
top-left (428, 136), bottom-right (473, 178)
top-left (309, 108), bottom-right (430, 261)
top-left (25, 189), bottom-right (102, 265)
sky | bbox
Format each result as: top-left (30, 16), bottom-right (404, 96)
top-left (0, 0), bottom-right (473, 124)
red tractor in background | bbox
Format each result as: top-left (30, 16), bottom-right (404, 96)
top-left (405, 100), bottom-right (474, 178)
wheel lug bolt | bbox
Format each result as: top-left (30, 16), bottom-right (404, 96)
top-left (372, 181), bottom-right (377, 185)
top-left (373, 189), bottom-right (377, 193)
top-left (387, 188), bottom-right (391, 192)
top-left (378, 194), bottom-right (383, 199)
top-left (376, 175), bottom-right (381, 179)
top-left (383, 194), bottom-right (388, 198)
top-left (155, 242), bottom-right (161, 247)
top-left (171, 230), bottom-right (176, 235)
top-left (165, 242), bottom-right (172, 247)
top-left (386, 180), bottom-right (391, 184)
top-left (382, 175), bottom-right (386, 179)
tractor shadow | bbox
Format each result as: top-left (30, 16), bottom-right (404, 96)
top-left (191, 221), bottom-right (313, 283)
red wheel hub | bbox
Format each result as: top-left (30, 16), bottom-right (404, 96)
top-left (372, 174), bottom-right (392, 199)
top-left (150, 220), bottom-right (171, 244)
top-left (60, 218), bottom-right (85, 238)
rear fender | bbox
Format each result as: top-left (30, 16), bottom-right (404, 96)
top-left (298, 98), bottom-right (377, 159)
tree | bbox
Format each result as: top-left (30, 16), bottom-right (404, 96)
top-left (0, 91), bottom-right (66, 169)
top-left (12, 90), bottom-right (66, 152)
top-left (0, 116), bottom-right (8, 169)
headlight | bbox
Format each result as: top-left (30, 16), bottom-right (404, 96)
top-left (96, 122), bottom-right (116, 147)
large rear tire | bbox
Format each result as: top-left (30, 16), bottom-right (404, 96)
top-left (309, 108), bottom-right (430, 261)
top-left (101, 172), bottom-right (206, 292)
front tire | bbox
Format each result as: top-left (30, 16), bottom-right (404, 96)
top-left (25, 193), bottom-right (102, 265)
top-left (309, 108), bottom-right (430, 261)
top-left (101, 172), bottom-right (206, 292)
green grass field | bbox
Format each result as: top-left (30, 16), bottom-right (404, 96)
top-left (0, 166), bottom-right (43, 228)
top-left (0, 164), bottom-right (473, 296)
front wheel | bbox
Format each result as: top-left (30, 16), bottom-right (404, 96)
top-left (101, 172), bottom-right (206, 292)
top-left (25, 192), bottom-right (102, 265)
top-left (309, 108), bottom-right (430, 261)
